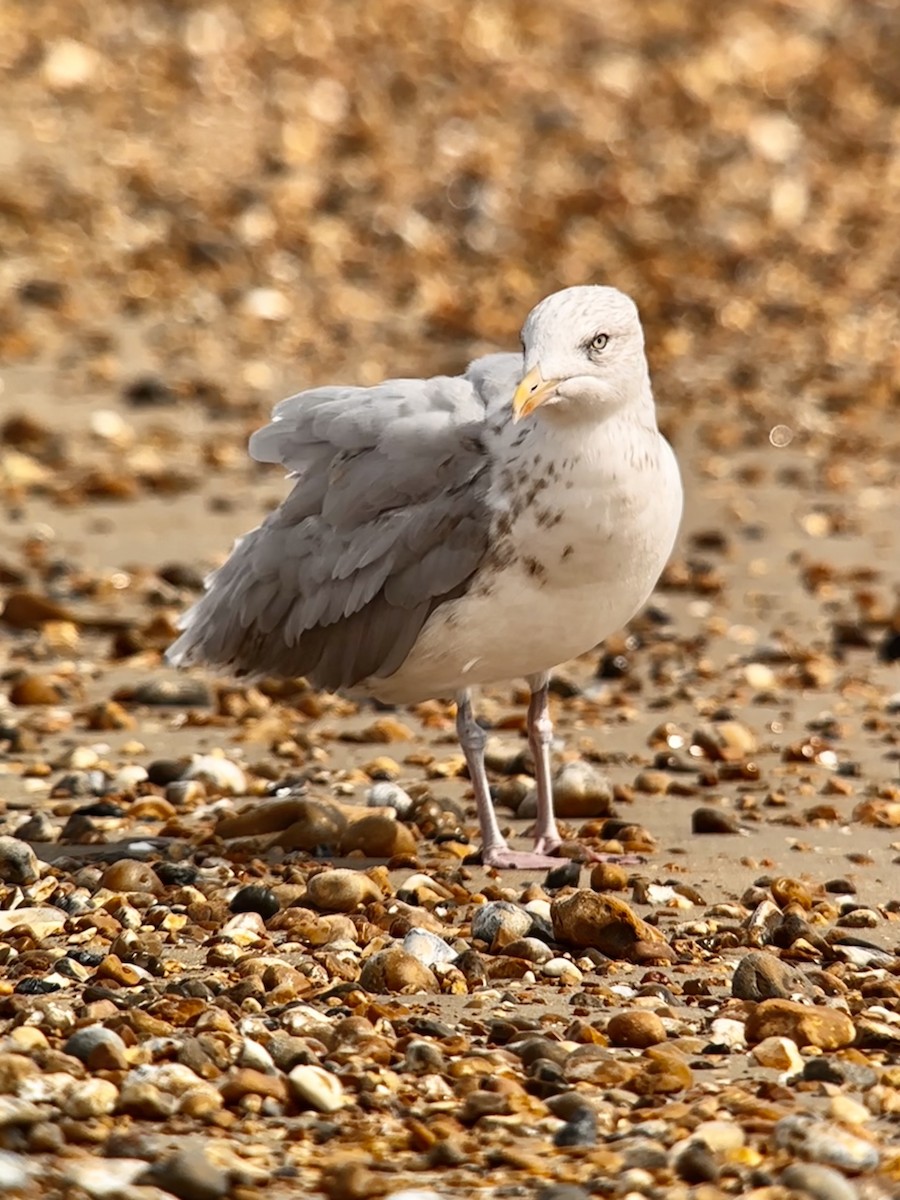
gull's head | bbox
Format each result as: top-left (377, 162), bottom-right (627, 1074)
top-left (513, 286), bottom-right (649, 422)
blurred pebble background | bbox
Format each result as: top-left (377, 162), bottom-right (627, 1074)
top-left (0, 0), bottom-right (897, 506)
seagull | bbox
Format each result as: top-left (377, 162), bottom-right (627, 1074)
top-left (168, 286), bottom-right (683, 868)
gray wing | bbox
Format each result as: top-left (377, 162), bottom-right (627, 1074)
top-left (168, 356), bottom-right (518, 690)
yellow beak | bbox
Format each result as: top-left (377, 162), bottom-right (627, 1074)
top-left (512, 365), bottom-right (560, 422)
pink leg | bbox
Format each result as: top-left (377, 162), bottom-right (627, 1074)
top-left (456, 690), bottom-right (560, 870)
top-left (526, 673), bottom-right (563, 854)
top-left (525, 674), bottom-right (642, 866)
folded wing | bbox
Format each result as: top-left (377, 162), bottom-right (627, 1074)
top-left (168, 362), bottom-right (510, 689)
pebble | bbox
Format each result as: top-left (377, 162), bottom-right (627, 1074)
top-left (132, 678), bottom-right (212, 706)
top-left (0, 1152), bottom-right (28, 1190)
top-left (542, 957), bottom-right (583, 984)
top-left (402, 927), bottom-right (457, 966)
top-left (549, 760), bottom-right (614, 818)
top-left (551, 889), bottom-right (670, 961)
top-left (553, 1105), bottom-right (597, 1147)
top-left (101, 858), bottom-right (164, 895)
top-left (691, 805), bottom-right (741, 834)
top-left (230, 884), bottom-right (280, 919)
top-left (367, 780), bottom-right (414, 818)
top-left (607, 1010), bottom-right (667, 1048)
top-left (340, 812), bottom-right (417, 857)
top-left (471, 900), bottom-right (532, 945)
top-left (745, 999), bottom-right (855, 1050)
top-left (675, 1139), bottom-right (720, 1183)
top-left (64, 1158), bottom-right (148, 1197)
top-left (143, 1147), bottom-right (229, 1200)
top-left (306, 869), bottom-right (382, 911)
top-left (62, 1077), bottom-right (118, 1118)
top-left (0, 836), bottom-right (40, 884)
top-left (780, 1163), bottom-right (859, 1200)
top-left (63, 1025), bottom-right (128, 1070)
top-left (358, 948), bottom-right (438, 994)
top-left (288, 1065), bottom-right (345, 1113)
top-left (183, 754), bottom-right (247, 795)
top-left (589, 861), bottom-right (629, 891)
top-left (773, 1114), bottom-right (879, 1173)
top-left (732, 949), bottom-right (813, 1000)
top-left (0, 907), bottom-right (66, 938)
top-left (751, 1035), bottom-right (804, 1073)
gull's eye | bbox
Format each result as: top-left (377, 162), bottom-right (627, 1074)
top-left (588, 333), bottom-right (609, 355)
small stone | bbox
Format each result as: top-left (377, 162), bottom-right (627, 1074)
top-left (802, 1058), bottom-right (878, 1090)
top-left (828, 1095), bottom-right (870, 1127)
top-left (0, 907), bottom-right (65, 938)
top-left (147, 758), bottom-right (187, 786)
top-left (745, 999), bottom-right (855, 1050)
top-left (64, 1026), bottom-right (128, 1071)
top-left (219, 1068), bottom-right (288, 1105)
top-left (0, 836), bottom-right (40, 884)
top-left (132, 678), bottom-right (212, 706)
top-left (471, 900), bottom-right (532, 945)
top-left (537, 1185), bottom-right (592, 1200)
top-left (101, 859), bottom-right (163, 895)
top-left (692, 1120), bottom-right (745, 1153)
top-left (773, 1114), bottom-right (879, 1173)
top-left (9, 674), bottom-right (64, 706)
top-left (551, 890), bottom-right (671, 961)
top-left (542, 957), bottom-right (583, 984)
top-left (607, 1010), bottom-right (667, 1048)
top-left (544, 859), bottom-right (582, 890)
top-left (143, 1148), bottom-right (229, 1200)
top-left (780, 1163), bottom-right (859, 1200)
top-left (306, 869), bottom-right (381, 912)
top-left (589, 861), bottom-right (629, 891)
top-left (633, 769), bottom-right (672, 795)
top-left (359, 948), bottom-right (438, 995)
top-left (691, 806), bottom-right (741, 834)
top-left (340, 813), bottom-right (417, 858)
top-left (402, 928), bottom-right (457, 967)
top-left (771, 876), bottom-right (814, 908)
top-left (551, 761), bottom-right (614, 818)
top-left (117, 1079), bottom-right (177, 1119)
top-left (62, 1078), bottom-right (118, 1119)
top-left (230, 885), bottom-right (280, 919)
top-left (107, 764), bottom-right (149, 792)
top-left (0, 1152), bottom-right (27, 1191)
top-left (64, 1158), bottom-right (148, 1197)
top-left (367, 780), bottom-right (413, 816)
top-left (288, 1065), bottom-right (345, 1113)
top-left (693, 720), bottom-right (758, 760)
top-left (751, 1035), bottom-right (804, 1072)
top-left (675, 1140), bottom-right (720, 1184)
top-left (218, 797), bottom-right (345, 847)
top-left (184, 754), bottom-right (247, 795)
top-left (631, 1046), bottom-right (693, 1094)
top-left (503, 936), bottom-right (553, 964)
top-left (14, 813), bottom-right (57, 842)
top-left (732, 950), bottom-right (813, 1001)
top-left (553, 1105), bottom-right (597, 1147)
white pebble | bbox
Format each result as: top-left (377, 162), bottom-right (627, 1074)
top-left (184, 755), bottom-right (247, 795)
top-left (752, 1035), bottom-right (803, 1073)
top-left (542, 958), bottom-right (583, 984)
top-left (288, 1065), bottom-right (345, 1113)
top-left (402, 928), bottom-right (456, 967)
top-left (367, 781), bottom-right (414, 818)
top-left (708, 1017), bottom-right (746, 1049)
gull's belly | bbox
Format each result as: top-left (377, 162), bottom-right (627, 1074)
top-left (372, 454), bottom-right (681, 703)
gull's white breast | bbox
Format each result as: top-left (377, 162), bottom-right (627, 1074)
top-left (369, 414), bottom-right (682, 703)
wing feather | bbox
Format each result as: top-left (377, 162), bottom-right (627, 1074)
top-left (167, 357), bottom-right (511, 690)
